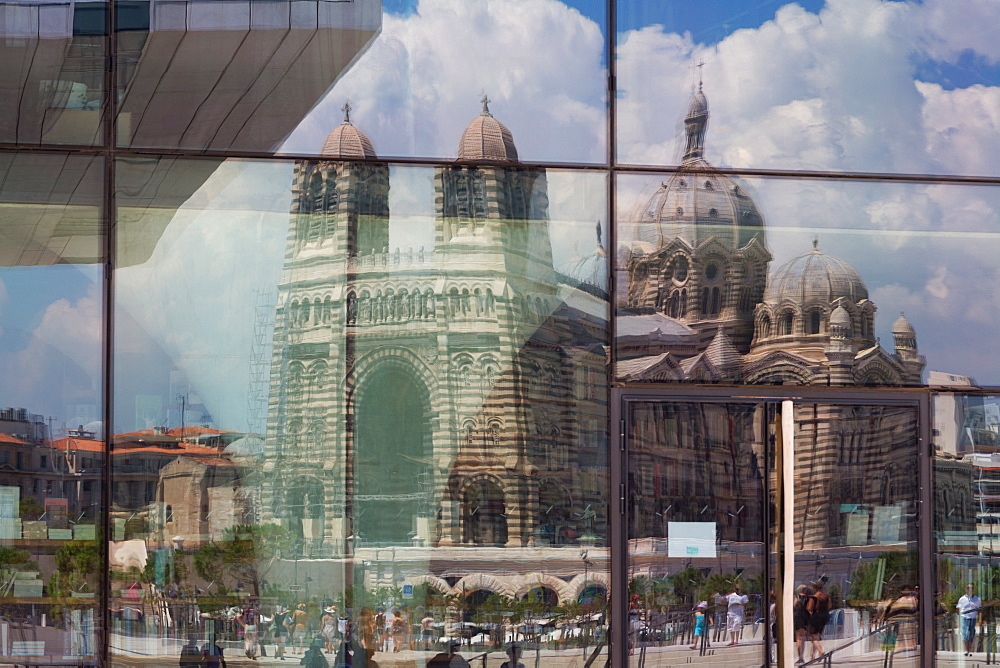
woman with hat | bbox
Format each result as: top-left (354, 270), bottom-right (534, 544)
top-left (689, 601), bottom-right (710, 650)
top-left (321, 606), bottom-right (338, 653)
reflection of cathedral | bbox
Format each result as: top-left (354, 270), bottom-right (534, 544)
top-left (619, 83), bottom-right (928, 553)
top-left (618, 84), bottom-right (924, 387)
top-left (259, 98), bottom-right (609, 600)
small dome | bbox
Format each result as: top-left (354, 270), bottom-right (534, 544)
top-left (559, 222), bottom-right (608, 290)
top-left (764, 243), bottom-right (868, 306)
top-left (457, 95), bottom-right (518, 161)
top-left (892, 312), bottom-right (915, 335)
top-left (687, 89), bottom-right (708, 119)
top-left (320, 103), bottom-right (376, 159)
top-left (830, 305), bottom-right (851, 326)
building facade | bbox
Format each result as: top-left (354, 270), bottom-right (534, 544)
top-left (1, 1), bottom-right (999, 667)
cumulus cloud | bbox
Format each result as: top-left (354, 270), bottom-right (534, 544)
top-left (0, 281), bottom-right (103, 420)
top-left (283, 0), bottom-right (606, 163)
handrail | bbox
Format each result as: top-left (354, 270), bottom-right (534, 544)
top-left (801, 620), bottom-right (901, 667)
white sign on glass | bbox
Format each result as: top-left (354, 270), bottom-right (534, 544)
top-left (667, 522), bottom-right (717, 558)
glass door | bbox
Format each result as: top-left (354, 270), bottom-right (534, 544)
top-left (620, 393), bottom-right (925, 668)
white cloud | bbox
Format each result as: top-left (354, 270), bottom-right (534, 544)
top-left (283, 0), bottom-right (607, 163)
top-left (917, 82), bottom-right (1000, 176)
top-left (915, 0), bottom-right (1000, 65)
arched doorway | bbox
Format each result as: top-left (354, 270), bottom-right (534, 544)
top-left (462, 478), bottom-right (507, 546)
top-left (354, 364), bottom-right (432, 545)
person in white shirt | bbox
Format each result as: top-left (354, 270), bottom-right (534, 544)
top-left (957, 583), bottom-right (982, 656)
top-left (726, 585), bottom-right (750, 646)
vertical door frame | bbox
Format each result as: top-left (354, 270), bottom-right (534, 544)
top-left (612, 386), bottom-right (933, 668)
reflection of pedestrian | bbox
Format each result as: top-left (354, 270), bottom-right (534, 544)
top-left (500, 643), bottom-right (525, 668)
top-left (300, 638), bottom-right (329, 668)
top-left (957, 583), bottom-right (982, 656)
top-left (272, 605), bottom-right (290, 660)
top-left (794, 584), bottom-right (814, 663)
top-left (881, 585), bottom-right (918, 652)
top-left (808, 580), bottom-right (831, 661)
top-left (202, 640), bottom-right (227, 668)
top-left (239, 600), bottom-right (261, 659)
top-left (689, 601), bottom-right (710, 649)
top-left (427, 641), bottom-right (470, 667)
top-left (725, 585), bottom-right (749, 646)
top-left (292, 603), bottom-right (309, 654)
top-left (421, 614), bottom-right (435, 650)
top-left (180, 637), bottom-right (200, 668)
top-left (321, 607), bottom-right (338, 653)
top-left (391, 609), bottom-right (408, 652)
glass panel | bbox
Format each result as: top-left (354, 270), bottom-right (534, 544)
top-left (626, 401), bottom-right (769, 666)
top-left (0, 150), bottom-right (104, 664)
top-left (615, 171), bottom-right (1000, 388)
top-left (789, 402), bottom-right (919, 666)
top-left (0, 1), bottom-right (107, 146)
top-left (116, 0), bottom-right (610, 163)
top-left (615, 0), bottom-right (1000, 178)
top-left (113, 157), bottom-right (610, 666)
top-left (933, 392), bottom-right (997, 661)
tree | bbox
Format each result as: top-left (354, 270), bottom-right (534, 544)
top-left (193, 524), bottom-right (293, 596)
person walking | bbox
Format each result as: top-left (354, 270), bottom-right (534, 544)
top-left (793, 584), bottom-right (815, 664)
top-left (808, 580), bottom-right (831, 661)
top-left (725, 585), bottom-right (749, 646)
top-left (689, 601), bottom-right (710, 650)
top-left (957, 583), bottom-right (982, 656)
top-left (291, 603), bottom-right (310, 655)
top-left (272, 605), bottom-right (290, 660)
top-left (421, 613), bottom-right (436, 650)
top-left (321, 607), bottom-right (338, 653)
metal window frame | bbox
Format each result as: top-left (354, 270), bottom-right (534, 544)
top-left (612, 385), bottom-right (933, 668)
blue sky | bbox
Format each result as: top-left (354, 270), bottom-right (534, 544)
top-left (5, 0), bottom-right (1000, 432)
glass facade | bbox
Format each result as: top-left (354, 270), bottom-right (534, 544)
top-left (0, 1), bottom-right (998, 666)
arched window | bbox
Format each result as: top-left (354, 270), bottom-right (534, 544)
top-left (780, 311), bottom-right (794, 336)
top-left (809, 310), bottom-right (822, 334)
top-left (760, 315), bottom-right (771, 339)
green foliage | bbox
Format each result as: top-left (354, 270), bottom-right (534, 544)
top-left (192, 524), bottom-right (293, 596)
top-left (18, 497), bottom-right (44, 521)
top-left (847, 549), bottom-right (918, 601)
top-left (50, 541), bottom-right (101, 597)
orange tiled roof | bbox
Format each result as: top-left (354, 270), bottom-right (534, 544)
top-left (0, 433), bottom-right (30, 445)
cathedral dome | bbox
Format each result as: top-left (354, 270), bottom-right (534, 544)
top-left (321, 103), bottom-right (376, 159)
top-left (457, 95), bottom-right (518, 162)
top-left (764, 242), bottom-right (868, 305)
top-left (892, 312), bottom-right (915, 335)
top-left (830, 304), bottom-right (851, 327)
top-left (560, 222), bottom-right (608, 290)
top-left (629, 86), bottom-right (765, 251)
top-left (630, 165), bottom-right (766, 251)
top-left (687, 88), bottom-right (708, 120)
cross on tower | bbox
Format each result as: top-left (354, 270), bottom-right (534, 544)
top-left (480, 91), bottom-right (491, 115)
top-left (695, 60), bottom-right (705, 89)
top-left (341, 101), bottom-right (352, 123)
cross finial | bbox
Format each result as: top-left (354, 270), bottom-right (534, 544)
top-left (341, 101), bottom-right (352, 124)
top-left (596, 220), bottom-right (603, 248)
top-left (812, 237), bottom-right (819, 251)
top-left (696, 61), bottom-right (705, 90)
top-left (480, 91), bottom-right (491, 115)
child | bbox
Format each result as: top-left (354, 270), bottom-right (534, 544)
top-left (690, 601), bottom-right (710, 649)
